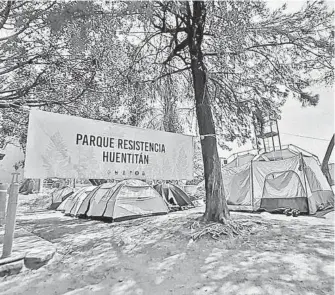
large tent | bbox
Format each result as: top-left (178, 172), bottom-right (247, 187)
top-left (76, 180), bottom-right (169, 221)
top-left (154, 183), bottom-right (194, 208)
top-left (57, 186), bottom-right (96, 214)
top-left (221, 145), bottom-right (334, 214)
top-left (49, 186), bottom-right (74, 210)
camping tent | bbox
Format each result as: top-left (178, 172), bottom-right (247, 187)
top-left (76, 179), bottom-right (169, 221)
top-left (19, 179), bottom-right (35, 195)
top-left (49, 186), bottom-right (74, 210)
top-left (57, 186), bottom-right (96, 213)
top-left (89, 179), bottom-right (108, 186)
top-left (221, 145), bottom-right (334, 214)
top-left (154, 183), bottom-right (194, 208)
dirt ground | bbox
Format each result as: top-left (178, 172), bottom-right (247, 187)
top-left (0, 192), bottom-right (334, 295)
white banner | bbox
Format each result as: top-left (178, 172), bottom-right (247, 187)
top-left (24, 110), bottom-right (194, 180)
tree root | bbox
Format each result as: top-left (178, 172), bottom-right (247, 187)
top-left (190, 219), bottom-right (270, 241)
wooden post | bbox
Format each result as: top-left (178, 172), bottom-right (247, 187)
top-left (1, 173), bottom-right (20, 259)
top-left (0, 184), bottom-right (8, 226)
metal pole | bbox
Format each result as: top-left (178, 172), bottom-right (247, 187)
top-left (262, 138), bottom-right (267, 152)
top-left (270, 121), bottom-right (276, 151)
top-left (276, 120), bottom-right (282, 150)
top-left (0, 183), bottom-right (8, 226)
top-left (253, 123), bottom-right (259, 154)
top-left (2, 173), bottom-right (20, 259)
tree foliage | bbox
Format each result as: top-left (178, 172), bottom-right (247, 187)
top-left (124, 0), bottom-right (333, 145)
top-left (0, 1), bottom-right (333, 222)
top-left (0, 1), bottom-right (152, 148)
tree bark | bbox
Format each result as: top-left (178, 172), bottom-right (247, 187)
top-left (321, 134), bottom-right (334, 185)
top-left (188, 2), bottom-right (230, 223)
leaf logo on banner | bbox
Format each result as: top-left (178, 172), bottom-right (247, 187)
top-left (75, 147), bottom-right (99, 178)
top-left (176, 147), bottom-right (188, 177)
top-left (162, 156), bottom-right (173, 178)
top-left (42, 132), bottom-right (72, 176)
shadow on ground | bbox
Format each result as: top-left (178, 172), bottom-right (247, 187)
top-left (0, 201), bottom-right (333, 295)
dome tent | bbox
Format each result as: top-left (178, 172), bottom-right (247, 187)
top-left (57, 186), bottom-right (96, 214)
top-left (75, 183), bottom-right (115, 217)
top-left (49, 186), bottom-right (74, 210)
top-left (154, 183), bottom-right (194, 209)
top-left (221, 145), bottom-right (334, 214)
top-left (76, 180), bottom-right (169, 221)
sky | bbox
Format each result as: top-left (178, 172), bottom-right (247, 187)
top-left (219, 0), bottom-right (335, 163)
top-left (219, 86), bottom-right (334, 162)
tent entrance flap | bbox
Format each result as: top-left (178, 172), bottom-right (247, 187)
top-left (260, 197), bottom-right (309, 213)
top-left (260, 170), bottom-right (308, 212)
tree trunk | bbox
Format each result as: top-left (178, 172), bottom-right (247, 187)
top-left (321, 134), bottom-right (334, 185)
top-left (188, 1), bottom-right (230, 223)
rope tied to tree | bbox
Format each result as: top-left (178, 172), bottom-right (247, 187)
top-left (200, 134), bottom-right (216, 140)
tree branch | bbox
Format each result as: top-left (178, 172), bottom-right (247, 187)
top-left (142, 66), bottom-right (190, 83)
top-left (0, 1), bottom-right (12, 30)
top-left (163, 38), bottom-right (189, 64)
top-left (0, 55), bottom-right (42, 76)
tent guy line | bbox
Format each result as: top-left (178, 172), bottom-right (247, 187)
top-left (281, 133), bottom-right (330, 142)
